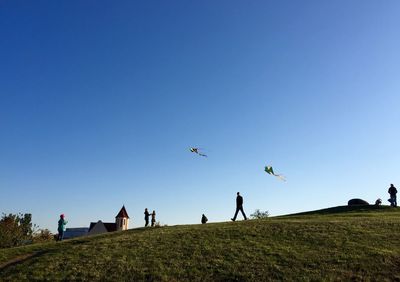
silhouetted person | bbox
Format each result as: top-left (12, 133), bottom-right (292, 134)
top-left (231, 192), bottom-right (247, 221)
top-left (151, 210), bottom-right (156, 227)
top-left (144, 208), bottom-right (150, 227)
top-left (57, 214), bottom-right (67, 241)
top-left (201, 214), bottom-right (208, 224)
top-left (388, 184), bottom-right (398, 207)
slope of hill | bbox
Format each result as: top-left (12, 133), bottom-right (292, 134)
top-left (1, 206), bottom-right (399, 281)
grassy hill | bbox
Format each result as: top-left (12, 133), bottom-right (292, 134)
top-left (1, 206), bottom-right (399, 281)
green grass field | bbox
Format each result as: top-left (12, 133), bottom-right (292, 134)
top-left (1, 206), bottom-right (399, 281)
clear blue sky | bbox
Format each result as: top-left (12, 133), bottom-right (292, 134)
top-left (1, 1), bottom-right (399, 232)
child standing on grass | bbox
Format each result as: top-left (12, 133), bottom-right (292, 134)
top-left (57, 214), bottom-right (67, 241)
top-left (151, 210), bottom-right (156, 227)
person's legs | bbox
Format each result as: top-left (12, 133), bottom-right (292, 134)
top-left (394, 196), bottom-right (397, 207)
top-left (231, 208), bottom-right (240, 221)
top-left (240, 207), bottom-right (247, 220)
top-left (390, 196), bottom-right (396, 207)
top-left (145, 219), bottom-right (149, 227)
top-left (58, 230), bottom-right (64, 241)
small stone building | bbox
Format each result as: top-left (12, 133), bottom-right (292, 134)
top-left (88, 206), bottom-right (130, 236)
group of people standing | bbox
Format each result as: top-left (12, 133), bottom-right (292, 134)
top-left (144, 208), bottom-right (156, 227)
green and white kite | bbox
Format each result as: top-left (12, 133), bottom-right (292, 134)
top-left (264, 166), bottom-right (286, 181)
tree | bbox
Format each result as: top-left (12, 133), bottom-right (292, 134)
top-left (0, 213), bottom-right (35, 248)
top-left (250, 209), bottom-right (269, 219)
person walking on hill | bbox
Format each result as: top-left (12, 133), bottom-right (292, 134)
top-left (201, 214), bottom-right (208, 224)
top-left (151, 210), bottom-right (156, 227)
top-left (388, 184), bottom-right (398, 207)
top-left (231, 192), bottom-right (247, 221)
top-left (144, 208), bottom-right (150, 227)
top-left (57, 214), bottom-right (68, 241)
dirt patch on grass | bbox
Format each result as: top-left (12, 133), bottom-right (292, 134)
top-left (0, 251), bottom-right (45, 272)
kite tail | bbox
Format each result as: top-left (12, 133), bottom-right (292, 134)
top-left (275, 174), bottom-right (286, 181)
top-left (199, 153), bottom-right (207, 157)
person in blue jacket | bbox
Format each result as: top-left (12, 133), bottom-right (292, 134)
top-left (57, 214), bottom-right (68, 241)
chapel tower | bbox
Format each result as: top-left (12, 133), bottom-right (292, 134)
top-left (115, 205), bottom-right (129, 231)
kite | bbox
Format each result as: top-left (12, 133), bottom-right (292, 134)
top-left (190, 147), bottom-right (207, 157)
top-left (264, 165), bottom-right (286, 181)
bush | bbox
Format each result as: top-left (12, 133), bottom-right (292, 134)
top-left (33, 229), bottom-right (54, 243)
top-left (250, 209), bottom-right (269, 219)
top-left (154, 222), bottom-right (168, 228)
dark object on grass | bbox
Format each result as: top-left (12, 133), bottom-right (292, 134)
top-left (201, 214), bottom-right (208, 224)
top-left (375, 198), bottom-right (382, 206)
top-left (348, 198), bottom-right (369, 206)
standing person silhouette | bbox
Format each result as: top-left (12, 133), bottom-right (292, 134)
top-left (57, 214), bottom-right (68, 241)
top-left (201, 214), bottom-right (208, 224)
top-left (144, 208), bottom-right (150, 227)
top-left (388, 184), bottom-right (398, 207)
top-left (151, 210), bottom-right (156, 227)
top-left (231, 192), bottom-right (247, 221)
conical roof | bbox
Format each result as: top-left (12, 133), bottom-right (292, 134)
top-left (115, 205), bottom-right (129, 219)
